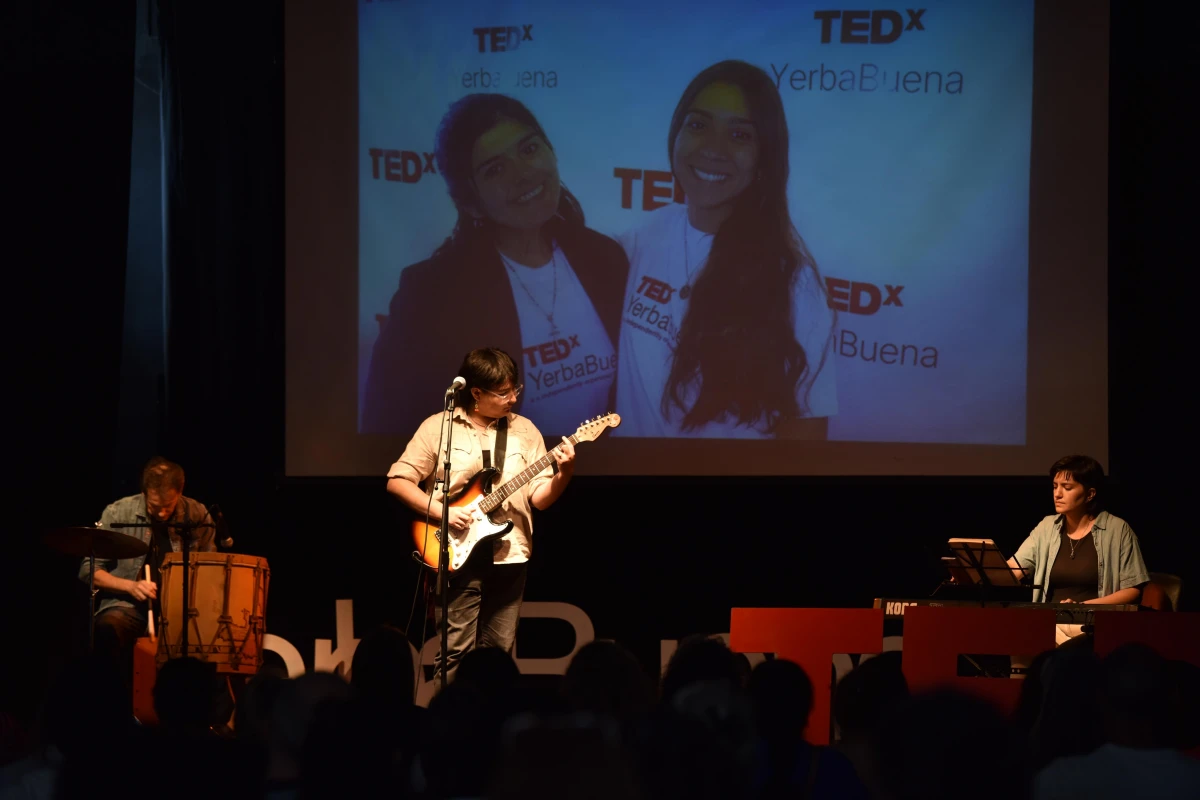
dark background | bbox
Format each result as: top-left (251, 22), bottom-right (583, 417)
top-left (8, 0), bottom-right (1192, 723)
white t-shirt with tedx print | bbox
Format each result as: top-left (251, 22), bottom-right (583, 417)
top-left (501, 247), bottom-right (617, 437)
top-left (613, 203), bottom-right (837, 438)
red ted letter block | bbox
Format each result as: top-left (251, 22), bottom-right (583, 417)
top-left (132, 636), bottom-right (159, 725)
top-left (730, 608), bottom-right (883, 744)
top-left (902, 607), bottom-right (1056, 714)
top-left (1093, 612), bottom-right (1200, 666)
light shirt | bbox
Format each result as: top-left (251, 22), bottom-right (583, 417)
top-left (1012, 511), bottom-right (1151, 603)
top-left (387, 410), bottom-right (553, 564)
top-left (501, 247), bottom-right (617, 437)
top-left (614, 203), bottom-right (837, 438)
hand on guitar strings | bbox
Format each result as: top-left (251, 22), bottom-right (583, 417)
top-left (448, 506), bottom-right (475, 531)
top-left (551, 436), bottom-right (576, 475)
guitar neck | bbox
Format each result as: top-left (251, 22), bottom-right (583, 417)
top-left (479, 434), bottom-right (580, 512)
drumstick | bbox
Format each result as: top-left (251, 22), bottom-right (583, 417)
top-left (144, 564), bottom-right (157, 640)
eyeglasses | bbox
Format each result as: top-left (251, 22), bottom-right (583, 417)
top-left (482, 384), bottom-right (523, 400)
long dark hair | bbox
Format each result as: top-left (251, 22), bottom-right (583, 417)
top-left (662, 61), bottom-right (832, 432)
top-left (431, 93), bottom-right (584, 261)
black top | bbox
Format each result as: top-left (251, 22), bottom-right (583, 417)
top-left (1047, 531), bottom-right (1099, 604)
top-left (361, 221), bottom-right (630, 436)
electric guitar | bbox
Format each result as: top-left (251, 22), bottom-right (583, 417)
top-left (411, 413), bottom-right (620, 572)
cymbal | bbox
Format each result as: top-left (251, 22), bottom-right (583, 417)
top-left (44, 527), bottom-right (149, 559)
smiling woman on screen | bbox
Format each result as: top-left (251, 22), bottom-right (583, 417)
top-left (362, 94), bottom-right (629, 438)
top-left (614, 60), bottom-right (838, 439)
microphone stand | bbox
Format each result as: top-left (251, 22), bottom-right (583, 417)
top-left (111, 519), bottom-right (213, 661)
top-left (173, 520), bottom-right (217, 660)
top-left (437, 387), bottom-right (457, 691)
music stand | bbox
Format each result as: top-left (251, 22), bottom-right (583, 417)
top-left (946, 538), bottom-right (1029, 605)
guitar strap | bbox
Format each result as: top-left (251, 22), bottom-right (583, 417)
top-left (482, 416), bottom-right (508, 475)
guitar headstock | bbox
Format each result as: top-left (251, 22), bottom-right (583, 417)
top-left (572, 413), bottom-right (621, 442)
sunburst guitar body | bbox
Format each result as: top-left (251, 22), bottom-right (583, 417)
top-left (410, 413), bottom-right (620, 572)
top-left (411, 468), bottom-right (512, 573)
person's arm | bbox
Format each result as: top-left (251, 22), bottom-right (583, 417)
top-left (387, 475), bottom-right (475, 531)
top-left (1005, 556), bottom-right (1031, 583)
top-left (388, 477), bottom-right (440, 518)
top-left (80, 503), bottom-right (157, 601)
top-left (1082, 587), bottom-right (1141, 605)
top-left (362, 264), bottom-right (442, 435)
top-left (1085, 519), bottom-right (1150, 605)
top-left (92, 569), bottom-right (156, 601)
top-left (531, 437), bottom-right (576, 510)
top-left (1008, 528), bottom-right (1041, 583)
top-left (385, 419), bottom-right (476, 531)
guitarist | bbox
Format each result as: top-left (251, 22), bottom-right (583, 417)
top-left (386, 347), bottom-right (576, 683)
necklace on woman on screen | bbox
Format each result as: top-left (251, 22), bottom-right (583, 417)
top-left (502, 248), bottom-right (560, 335)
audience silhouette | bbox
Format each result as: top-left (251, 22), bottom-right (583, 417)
top-left (6, 630), bottom-right (1199, 800)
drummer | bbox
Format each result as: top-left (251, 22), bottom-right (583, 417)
top-left (80, 456), bottom-right (215, 682)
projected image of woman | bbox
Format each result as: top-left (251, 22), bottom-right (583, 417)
top-left (615, 60), bottom-right (836, 438)
top-left (362, 95), bottom-right (629, 437)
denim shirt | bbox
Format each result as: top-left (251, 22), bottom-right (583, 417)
top-left (77, 493), bottom-right (216, 617)
top-left (1012, 511), bottom-right (1150, 603)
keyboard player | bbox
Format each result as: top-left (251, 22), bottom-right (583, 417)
top-left (1005, 455), bottom-right (1150, 645)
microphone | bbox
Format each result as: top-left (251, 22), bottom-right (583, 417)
top-left (446, 376), bottom-right (466, 394)
top-left (209, 504), bottom-right (234, 549)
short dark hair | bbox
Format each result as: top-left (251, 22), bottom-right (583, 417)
top-left (1049, 455), bottom-right (1105, 514)
top-left (456, 348), bottom-right (519, 407)
top-left (141, 456), bottom-right (185, 494)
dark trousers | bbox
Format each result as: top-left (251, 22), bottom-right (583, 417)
top-left (432, 560), bottom-right (527, 683)
top-left (94, 606), bottom-right (146, 690)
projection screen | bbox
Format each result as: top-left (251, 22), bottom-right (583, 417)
top-left (286, 0), bottom-right (1108, 476)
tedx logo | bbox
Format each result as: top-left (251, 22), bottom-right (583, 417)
top-left (367, 149), bottom-right (436, 184)
top-left (474, 25), bottom-right (533, 52)
top-left (826, 278), bottom-right (904, 315)
top-left (613, 168), bottom-right (685, 211)
top-left (814, 9), bottom-right (926, 44)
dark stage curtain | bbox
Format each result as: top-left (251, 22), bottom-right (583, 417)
top-left (1107, 0), bottom-right (1192, 573)
top-left (157, 1), bottom-right (284, 523)
top-left (13, 0), bottom-right (137, 724)
top-left (21, 2), bottom-right (136, 521)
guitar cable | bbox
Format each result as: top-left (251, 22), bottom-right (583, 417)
top-left (406, 402), bottom-right (451, 652)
